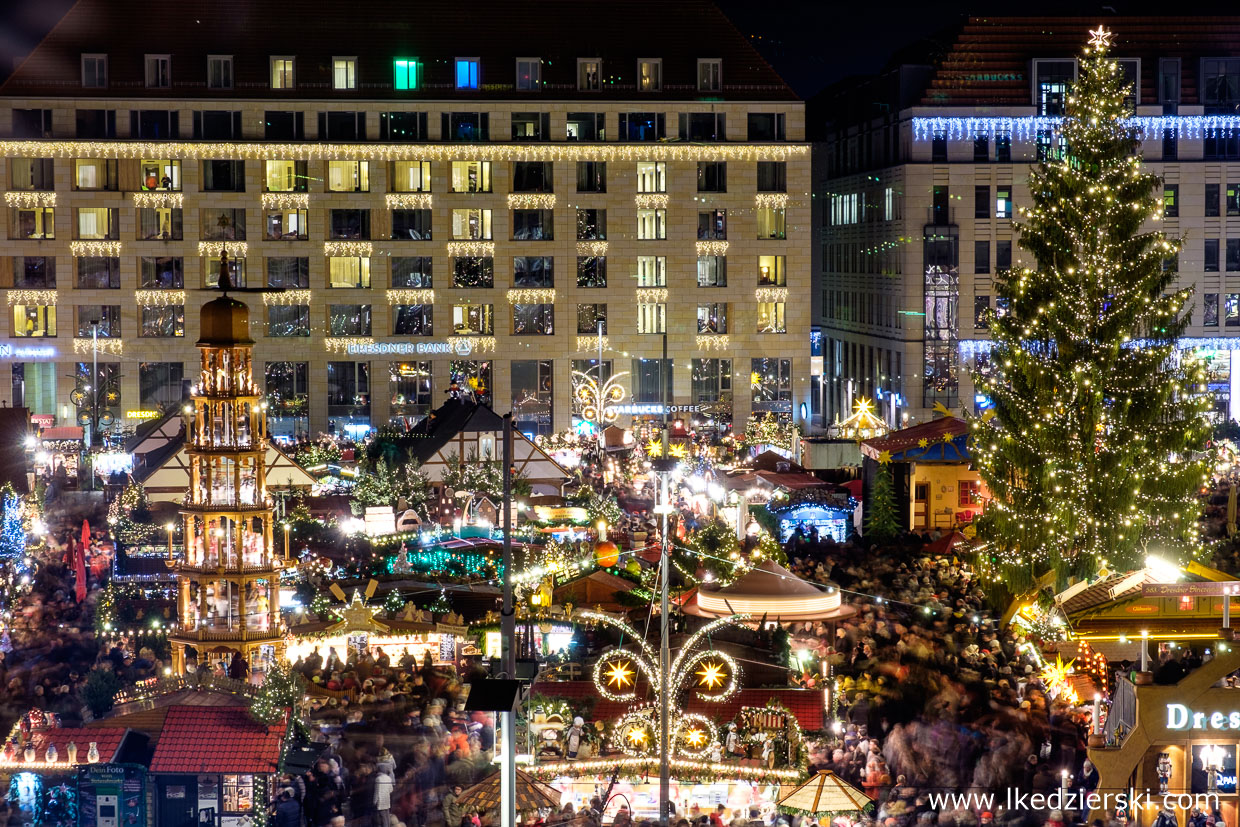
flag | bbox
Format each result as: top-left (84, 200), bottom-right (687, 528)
top-left (73, 539), bottom-right (86, 603)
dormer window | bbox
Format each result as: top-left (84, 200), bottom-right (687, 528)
top-left (698, 59), bottom-right (721, 92)
top-left (270, 56), bottom-right (295, 90)
top-left (578, 59), bottom-right (601, 91)
top-left (81, 54), bottom-right (108, 88)
top-left (637, 59), bottom-right (662, 92)
top-left (333, 57), bottom-right (357, 90)
top-left (145, 55), bottom-right (170, 88)
top-left (456, 58), bottom-right (480, 90)
top-left (516, 58), bottom-right (541, 91)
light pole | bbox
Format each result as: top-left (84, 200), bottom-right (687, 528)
top-left (165, 522), bottom-right (175, 561)
top-left (86, 318), bottom-right (99, 490)
top-left (597, 316), bottom-right (606, 452)
top-left (500, 414), bottom-right (516, 827)
top-left (283, 522), bottom-right (291, 562)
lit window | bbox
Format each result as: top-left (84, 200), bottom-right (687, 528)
top-left (145, 55), bottom-right (171, 88)
top-left (12, 305), bottom-right (55, 338)
top-left (637, 302), bottom-right (665, 334)
top-left (757, 302), bottom-right (786, 333)
top-left (265, 160), bottom-right (307, 192)
top-left (996, 187), bottom-right (1012, 220)
top-left (394, 59), bottom-right (421, 91)
top-left (637, 59), bottom-right (662, 92)
top-left (328, 257), bottom-right (371, 288)
top-left (391, 161), bottom-right (431, 193)
top-left (333, 57), bottom-right (357, 90)
top-left (1180, 594), bottom-right (1194, 611)
top-left (452, 303), bottom-right (493, 335)
top-left (636, 256), bottom-right (666, 287)
top-left (451, 209), bottom-right (492, 240)
top-left (636, 162), bottom-right (666, 193)
top-left (207, 55), bottom-right (233, 89)
top-left (270, 57), bottom-right (295, 90)
top-left (578, 59), bottom-right (601, 91)
top-left (450, 161), bottom-right (492, 193)
top-left (516, 58), bottom-right (541, 91)
top-left (958, 480), bottom-right (984, 508)
top-left (636, 209), bottom-right (666, 240)
top-left (758, 255), bottom-right (786, 286)
top-left (757, 207), bottom-right (786, 240)
top-left (141, 159), bottom-right (181, 191)
top-left (697, 59), bottom-right (721, 92)
top-left (455, 58), bottom-right (480, 90)
top-left (326, 161), bottom-right (369, 192)
top-left (81, 54), bottom-right (107, 88)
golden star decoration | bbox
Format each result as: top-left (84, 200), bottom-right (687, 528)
top-left (917, 438), bottom-right (929, 448)
top-left (1088, 26), bottom-right (1113, 49)
top-left (627, 728), bottom-right (647, 746)
top-left (696, 661), bottom-right (728, 690)
top-left (684, 728), bottom-right (706, 747)
top-left (605, 659), bottom-right (635, 690)
top-left (878, 450), bottom-right (893, 465)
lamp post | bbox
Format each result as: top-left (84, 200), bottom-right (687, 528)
top-left (500, 414), bottom-right (516, 827)
top-left (596, 315), bottom-right (606, 452)
top-left (165, 522), bottom-right (175, 561)
top-left (283, 522), bottom-right (290, 562)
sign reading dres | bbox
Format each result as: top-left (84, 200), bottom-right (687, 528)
top-left (1167, 703), bottom-right (1240, 730)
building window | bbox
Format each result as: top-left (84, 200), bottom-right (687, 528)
top-left (637, 59), bottom-right (662, 91)
top-left (138, 207), bottom-right (183, 240)
top-left (751, 358), bottom-right (792, 414)
top-left (329, 257), bottom-right (371, 288)
top-left (11, 109), bottom-right (50, 139)
top-left (577, 162), bottom-right (606, 193)
top-left (974, 186), bottom-right (989, 219)
top-left (697, 210), bottom-right (727, 240)
top-left (145, 54), bottom-right (170, 88)
top-left (266, 257), bottom-right (309, 288)
top-left (333, 57), bottom-right (357, 90)
top-left (451, 161), bottom-right (492, 193)
top-left (77, 305), bottom-right (121, 337)
top-left (578, 59), bottom-right (601, 91)
top-left (1205, 293), bottom-right (1220, 327)
top-left (327, 362), bottom-right (370, 425)
top-left (931, 132), bottom-right (947, 161)
top-left (393, 304), bottom-right (433, 336)
top-left (328, 304), bottom-right (371, 336)
top-left (1208, 184), bottom-right (1221, 217)
top-left (512, 304), bottom-right (554, 335)
top-left (633, 358), bottom-right (672, 404)
top-left (14, 257), bottom-right (55, 288)
top-left (453, 208), bottom-right (493, 240)
top-left (636, 255), bottom-right (666, 287)
top-left (452, 303), bottom-right (493, 335)
top-left (389, 361), bottom-right (432, 423)
top-left (637, 162), bottom-right (667, 193)
top-left (10, 159), bottom-right (54, 191)
top-left (577, 209), bottom-right (606, 241)
top-left (577, 304), bottom-right (606, 333)
top-left (201, 208), bottom-right (246, 241)
top-left (996, 132), bottom-right (1011, 162)
top-left (512, 161), bottom-right (554, 193)
top-left (516, 58), bottom-right (541, 91)
top-left (566, 112), bottom-right (604, 141)
top-left (758, 255), bottom-right (785, 286)
top-left (77, 257), bottom-right (119, 289)
top-left (697, 59), bottom-right (721, 92)
top-left (691, 358), bottom-right (732, 409)
top-left (141, 159), bottom-right (181, 191)
top-left (619, 112), bottom-right (664, 141)
top-left (391, 209), bottom-right (432, 240)
top-left (138, 362), bottom-right (183, 409)
top-left (444, 112), bottom-right (488, 141)
top-left (511, 360), bottom-right (553, 435)
top-left (512, 112), bottom-right (549, 140)
top-left (264, 160), bottom-right (307, 193)
top-left (637, 209), bottom-right (666, 240)
top-left (1206, 239), bottom-right (1220, 272)
top-left (757, 302), bottom-right (786, 333)
top-left (392, 256), bottom-right (432, 288)
top-left (74, 159), bottom-right (117, 191)
top-left (270, 57), bottom-right (295, 89)
top-left (996, 187), bottom-right (1012, 219)
top-left (513, 256), bottom-right (553, 288)
top-left (757, 162), bottom-right (786, 193)
top-left (512, 210), bottom-right (553, 241)
top-left (393, 59), bottom-right (421, 91)
top-left (747, 113), bottom-right (784, 142)
top-left (973, 136), bottom-right (989, 162)
top-left (12, 305), bottom-right (55, 338)
top-left (570, 256), bottom-right (603, 289)
top-left (202, 160), bottom-right (245, 192)
top-left (757, 207), bottom-right (786, 240)
top-left (1229, 294), bottom-right (1240, 328)
top-left (1164, 185), bottom-right (1178, 218)
top-left (76, 207), bottom-right (119, 240)
top-left (1033, 59), bottom-right (1076, 115)
top-left (265, 111), bottom-right (305, 141)
top-left (11, 208), bottom-right (54, 240)
top-left (975, 241), bottom-right (990, 274)
top-left (329, 209), bottom-right (370, 240)
top-left (1163, 130), bottom-right (1178, 160)
top-left (265, 362), bottom-right (309, 435)
top-left (391, 160), bottom-right (431, 193)
top-left (207, 55), bottom-right (233, 89)
top-left (204, 255), bottom-right (245, 289)
top-left (996, 240), bottom-right (1012, 270)
top-left (76, 109), bottom-right (116, 139)
top-left (452, 257), bottom-right (493, 288)
top-left (81, 54), bottom-right (108, 88)
top-left (455, 58), bottom-right (480, 90)
top-left (140, 305), bottom-right (185, 338)
top-left (697, 256), bottom-right (727, 287)
top-left (637, 302), bottom-right (666, 334)
top-left (267, 305), bottom-right (310, 337)
top-left (326, 161), bottom-right (369, 192)
top-left (1227, 239), bottom-right (1240, 272)
top-left (697, 162), bottom-right (727, 193)
top-left (697, 303), bottom-right (727, 334)
top-left (265, 209), bottom-right (308, 241)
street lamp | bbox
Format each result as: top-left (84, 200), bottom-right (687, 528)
top-left (165, 522), bottom-right (175, 561)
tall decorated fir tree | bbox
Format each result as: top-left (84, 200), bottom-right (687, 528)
top-left (865, 460), bottom-right (902, 544)
top-left (971, 27), bottom-right (1211, 590)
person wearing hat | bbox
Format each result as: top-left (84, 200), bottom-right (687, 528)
top-left (566, 716), bottom-right (584, 760)
top-left (273, 788), bottom-right (302, 827)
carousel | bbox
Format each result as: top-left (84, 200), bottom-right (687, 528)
top-left (681, 559), bottom-right (855, 625)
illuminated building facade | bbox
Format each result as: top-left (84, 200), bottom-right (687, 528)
top-left (0, 0), bottom-right (811, 439)
top-left (813, 18), bottom-right (1240, 426)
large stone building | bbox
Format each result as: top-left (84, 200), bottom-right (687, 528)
top-left (813, 17), bottom-right (1240, 429)
top-left (0, 0), bottom-right (810, 440)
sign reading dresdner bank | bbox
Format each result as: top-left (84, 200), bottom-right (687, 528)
top-left (1167, 703), bottom-right (1240, 730)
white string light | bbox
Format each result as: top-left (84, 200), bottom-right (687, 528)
top-left (132, 192), bottom-right (183, 208)
top-left (134, 290), bottom-right (185, 307)
top-left (385, 193), bottom-right (432, 210)
top-left (4, 192), bottom-right (55, 208)
top-left (6, 289), bottom-right (57, 306)
top-left (70, 241), bottom-right (121, 257)
top-left (260, 192), bottom-right (309, 210)
top-left (386, 289), bottom-right (434, 306)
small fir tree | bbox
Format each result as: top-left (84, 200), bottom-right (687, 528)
top-left (865, 462), bottom-right (902, 544)
top-left (971, 27), bottom-right (1211, 589)
top-left (0, 489), bottom-right (25, 559)
top-left (250, 662), bottom-right (304, 725)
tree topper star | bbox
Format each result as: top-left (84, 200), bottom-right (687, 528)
top-left (1088, 26), bottom-right (1113, 49)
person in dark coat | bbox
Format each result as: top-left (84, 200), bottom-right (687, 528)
top-left (273, 789), bottom-right (302, 827)
top-left (228, 652), bottom-right (250, 681)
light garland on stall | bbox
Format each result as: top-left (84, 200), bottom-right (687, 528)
top-left (134, 290), bottom-right (185, 307)
top-left (323, 241), bottom-right (372, 257)
top-left (576, 241), bottom-right (608, 257)
top-left (7, 290), bottom-right (57, 306)
top-left (695, 334), bottom-right (730, 352)
top-left (634, 194), bottom-right (668, 209)
top-left (696, 241), bottom-right (729, 256)
top-left (262, 289), bottom-right (312, 306)
top-left (385, 193), bottom-right (433, 210)
top-left (70, 241), bottom-right (121, 257)
top-left (507, 193), bottom-right (556, 209)
top-left (132, 191), bottom-right (183, 208)
top-left (197, 241), bottom-right (246, 257)
top-left (446, 241), bottom-right (495, 257)
top-left (260, 192), bottom-right (309, 210)
top-left (4, 192), bottom-right (55, 208)
top-left (386, 289), bottom-right (434, 305)
top-left (0, 140), bottom-right (807, 163)
top-left (636, 288), bottom-right (668, 304)
top-left (755, 287), bottom-right (788, 303)
top-left (447, 335), bottom-right (496, 353)
top-left (507, 288), bottom-right (556, 304)
top-left (531, 755), bottom-right (803, 784)
top-left (73, 338), bottom-right (123, 355)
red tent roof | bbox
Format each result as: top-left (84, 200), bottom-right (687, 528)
top-left (530, 682), bottom-right (823, 730)
top-left (149, 706), bottom-right (287, 774)
top-left (27, 726), bottom-right (128, 764)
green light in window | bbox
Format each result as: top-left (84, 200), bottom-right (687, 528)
top-left (394, 59), bottom-right (421, 91)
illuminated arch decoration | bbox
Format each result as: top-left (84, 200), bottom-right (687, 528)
top-left (572, 369), bottom-right (629, 427)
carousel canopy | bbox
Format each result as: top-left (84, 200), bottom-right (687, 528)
top-left (458, 769), bottom-right (561, 812)
top-left (684, 559), bottom-right (855, 623)
top-left (777, 770), bottom-right (872, 816)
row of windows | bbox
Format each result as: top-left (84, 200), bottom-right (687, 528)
top-left (14, 158), bottom-right (787, 195)
top-left (80, 54), bottom-right (728, 94)
top-left (6, 254), bottom-right (788, 290)
top-left (9, 301), bottom-right (789, 339)
top-left (13, 107), bottom-right (786, 143)
top-left (9, 205), bottom-right (789, 243)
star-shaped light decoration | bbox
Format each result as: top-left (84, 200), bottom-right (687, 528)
top-left (684, 728), bottom-right (707, 748)
top-left (917, 438), bottom-right (929, 448)
top-left (627, 728), bottom-right (648, 746)
top-left (605, 659), bottom-right (635, 690)
top-left (696, 660), bottom-right (728, 690)
top-left (1088, 26), bottom-right (1113, 49)
top-left (878, 450), bottom-right (893, 465)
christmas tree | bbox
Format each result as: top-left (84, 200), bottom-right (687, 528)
top-left (0, 488), bottom-right (26, 559)
top-left (971, 27), bottom-right (1210, 590)
top-left (865, 462), bottom-right (901, 544)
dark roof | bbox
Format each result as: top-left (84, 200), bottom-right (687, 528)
top-left (860, 417), bottom-right (970, 464)
top-left (149, 706), bottom-right (287, 774)
top-left (406, 398), bottom-right (503, 464)
top-left (2, 0), bottom-right (795, 102)
top-left (922, 16), bottom-right (1240, 107)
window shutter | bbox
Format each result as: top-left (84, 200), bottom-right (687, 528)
top-left (117, 160), bottom-right (141, 193)
top-left (232, 111), bottom-right (242, 139)
top-left (440, 113), bottom-right (449, 141)
top-left (0, 257), bottom-right (14, 288)
top-left (540, 113), bottom-right (550, 140)
top-left (128, 111), bottom-right (138, 138)
top-left (374, 208), bottom-right (391, 240)
top-left (317, 112), bottom-right (327, 140)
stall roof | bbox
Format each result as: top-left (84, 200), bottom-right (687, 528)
top-left (40, 426), bottom-right (83, 441)
top-left (860, 417), bottom-right (970, 463)
top-left (27, 726), bottom-right (128, 764)
top-left (149, 706), bottom-right (287, 774)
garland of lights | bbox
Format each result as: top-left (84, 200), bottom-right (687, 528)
top-left (755, 287), bottom-right (788, 303)
top-left (4, 192), bottom-right (55, 208)
top-left (446, 335), bottom-right (497, 353)
top-left (134, 290), bottom-right (185, 307)
top-left (670, 713), bottom-right (717, 758)
top-left (507, 193), bottom-right (556, 209)
top-left (572, 369), bottom-right (629, 426)
top-left (69, 241), bottom-right (121, 257)
top-left (72, 338), bottom-right (123, 356)
top-left (324, 337), bottom-right (374, 353)
top-left (635, 288), bottom-right (668, 304)
top-left (132, 191), bottom-right (183, 208)
top-left (576, 241), bottom-right (608, 256)
top-left (446, 241), bottom-right (495, 258)
top-left (634, 194), bottom-right (668, 209)
top-left (755, 194), bottom-right (788, 209)
top-left (386, 289), bottom-right (435, 306)
top-left (262, 289), bottom-right (312, 306)
top-left (385, 193), bottom-right (432, 209)
top-left (197, 241), bottom-right (246, 257)
top-left (695, 334), bottom-right (731, 351)
top-left (506, 288), bottom-right (556, 305)
top-left (575, 335), bottom-right (608, 352)
top-left (323, 241), bottom-right (372, 257)
top-left (912, 114), bottom-right (1240, 142)
top-left (260, 192), bottom-right (309, 210)
top-left (530, 755), bottom-right (803, 785)
top-left (696, 241), bottom-right (729, 256)
top-left (7, 290), bottom-right (57, 306)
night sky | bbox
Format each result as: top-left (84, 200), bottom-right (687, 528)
top-left (1, 1), bottom-right (1237, 100)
